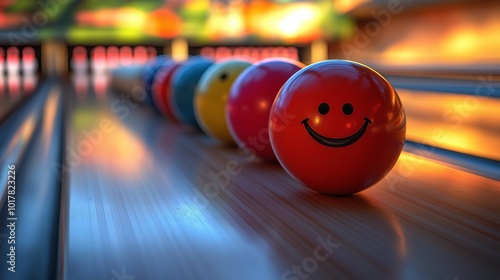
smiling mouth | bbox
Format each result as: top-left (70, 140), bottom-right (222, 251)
top-left (301, 117), bottom-right (372, 147)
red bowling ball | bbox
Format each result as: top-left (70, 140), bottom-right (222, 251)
top-left (269, 60), bottom-right (406, 195)
top-left (226, 58), bottom-right (305, 161)
top-left (152, 61), bottom-right (183, 122)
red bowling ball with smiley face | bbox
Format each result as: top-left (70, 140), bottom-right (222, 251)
top-left (269, 60), bottom-right (406, 195)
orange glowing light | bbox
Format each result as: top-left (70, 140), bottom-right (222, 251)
top-left (42, 88), bottom-right (60, 154)
top-left (71, 110), bottom-right (149, 177)
top-left (246, 2), bottom-right (323, 42)
top-left (205, 1), bottom-right (246, 39)
top-left (334, 0), bottom-right (372, 14)
top-left (145, 8), bottom-right (182, 38)
top-left (76, 8), bottom-right (146, 29)
top-left (277, 5), bottom-right (319, 39)
top-left (399, 90), bottom-right (500, 161)
top-left (199, 46), bottom-right (299, 62)
top-left (5, 114), bottom-right (37, 156)
top-left (93, 122), bottom-right (149, 177)
top-left (377, 5), bottom-right (500, 65)
top-left (258, 100), bottom-right (268, 110)
top-left (443, 22), bottom-right (500, 61)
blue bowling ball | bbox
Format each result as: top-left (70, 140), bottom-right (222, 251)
top-left (143, 55), bottom-right (170, 108)
top-left (171, 56), bottom-right (214, 127)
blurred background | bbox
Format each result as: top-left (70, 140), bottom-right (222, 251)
top-left (0, 1), bottom-right (499, 280)
top-left (1, 0), bottom-right (499, 160)
top-left (1, 0), bottom-right (499, 74)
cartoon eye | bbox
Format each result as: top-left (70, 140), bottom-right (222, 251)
top-left (342, 103), bottom-right (354, 115)
top-left (220, 72), bottom-right (227, 81)
top-left (318, 103), bottom-right (330, 115)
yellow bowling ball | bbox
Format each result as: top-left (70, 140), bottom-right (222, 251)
top-left (195, 59), bottom-right (252, 143)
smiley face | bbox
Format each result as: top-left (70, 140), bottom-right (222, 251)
top-left (301, 101), bottom-right (372, 147)
top-left (269, 60), bottom-right (406, 195)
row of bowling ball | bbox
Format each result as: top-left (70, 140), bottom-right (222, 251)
top-left (142, 55), bottom-right (302, 160)
top-left (135, 55), bottom-right (406, 195)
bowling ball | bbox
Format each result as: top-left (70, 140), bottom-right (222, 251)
top-left (171, 56), bottom-right (215, 127)
top-left (269, 60), bottom-right (406, 195)
top-left (152, 61), bottom-right (184, 122)
top-left (226, 58), bottom-right (304, 161)
top-left (143, 55), bottom-right (170, 108)
top-left (195, 59), bottom-right (252, 143)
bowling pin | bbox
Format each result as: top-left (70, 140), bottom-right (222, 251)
top-left (22, 73), bottom-right (37, 94)
top-left (92, 71), bottom-right (108, 101)
top-left (106, 46), bottom-right (120, 70)
top-left (0, 73), bottom-right (4, 98)
top-left (91, 46), bottom-right (107, 74)
top-left (21, 46), bottom-right (38, 75)
top-left (0, 48), bottom-right (4, 77)
top-left (134, 46), bottom-right (148, 65)
top-left (7, 72), bottom-right (21, 98)
top-left (73, 71), bottom-right (89, 100)
top-left (6, 47), bottom-right (20, 76)
top-left (120, 46), bottom-right (133, 66)
top-left (71, 46), bottom-right (89, 75)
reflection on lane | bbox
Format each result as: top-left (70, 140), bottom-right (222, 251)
top-left (0, 73), bottom-right (39, 121)
top-left (64, 79), bottom-right (279, 280)
top-left (373, 152), bottom-right (500, 279)
top-left (182, 133), bottom-right (407, 278)
top-left (69, 107), bottom-right (148, 177)
top-left (65, 99), bottom-right (407, 279)
top-left (0, 114), bottom-right (37, 200)
top-left (0, 80), bottom-right (52, 201)
top-left (0, 83), bottom-right (63, 280)
top-left (41, 90), bottom-right (59, 154)
top-left (64, 73), bottom-right (500, 279)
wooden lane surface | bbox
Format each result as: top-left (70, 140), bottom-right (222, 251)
top-left (59, 85), bottom-right (500, 280)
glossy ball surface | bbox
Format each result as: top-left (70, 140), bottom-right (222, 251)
top-left (171, 56), bottom-right (214, 127)
top-left (226, 58), bottom-right (305, 161)
top-left (195, 59), bottom-right (252, 143)
top-left (143, 55), bottom-right (170, 108)
top-left (152, 61), bottom-right (183, 122)
top-left (269, 60), bottom-right (406, 195)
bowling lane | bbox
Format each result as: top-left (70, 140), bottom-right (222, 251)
top-left (395, 87), bottom-right (500, 180)
top-left (0, 46), bottom-right (40, 121)
top-left (0, 80), bottom-right (64, 280)
top-left (60, 77), bottom-right (500, 280)
top-left (387, 75), bottom-right (500, 97)
top-left (0, 74), bottom-right (39, 122)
